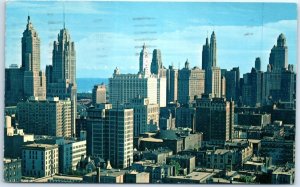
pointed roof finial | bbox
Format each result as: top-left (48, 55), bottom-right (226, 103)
top-left (27, 14), bottom-right (30, 24)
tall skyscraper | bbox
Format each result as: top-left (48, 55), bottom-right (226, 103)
top-left (22, 16), bottom-right (40, 72)
top-left (46, 26), bottom-right (77, 137)
top-left (178, 60), bottom-right (205, 104)
top-left (255, 57), bottom-right (261, 71)
top-left (21, 16), bottom-right (46, 100)
top-left (52, 27), bottom-right (76, 84)
top-left (202, 38), bottom-right (210, 71)
top-left (87, 104), bottom-right (134, 169)
top-left (151, 49), bottom-right (163, 75)
top-left (269, 33), bottom-right (288, 72)
top-left (195, 94), bottom-right (234, 144)
top-left (210, 31), bottom-right (217, 67)
top-left (139, 43), bottom-right (151, 76)
top-left (262, 33), bottom-right (290, 105)
top-left (17, 97), bottom-right (72, 137)
top-left (166, 65), bottom-right (178, 103)
top-left (202, 32), bottom-right (221, 98)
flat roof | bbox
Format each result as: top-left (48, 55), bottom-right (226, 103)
top-left (142, 137), bottom-right (163, 143)
top-left (166, 171), bottom-right (215, 181)
top-left (23, 143), bottom-right (58, 150)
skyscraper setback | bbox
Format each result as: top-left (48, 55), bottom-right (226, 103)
top-left (22, 16), bottom-right (46, 100)
top-left (46, 26), bottom-right (77, 137)
top-left (202, 31), bottom-right (221, 98)
top-left (269, 33), bottom-right (288, 72)
top-left (52, 27), bottom-right (76, 84)
top-left (139, 43), bottom-right (151, 76)
top-left (151, 49), bottom-right (163, 76)
top-left (22, 16), bottom-right (40, 72)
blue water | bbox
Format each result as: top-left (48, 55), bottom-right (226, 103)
top-left (77, 78), bottom-right (108, 93)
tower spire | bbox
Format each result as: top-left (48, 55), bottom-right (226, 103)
top-left (27, 13), bottom-right (30, 24)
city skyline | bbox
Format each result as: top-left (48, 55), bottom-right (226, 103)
top-left (6, 1), bottom-right (297, 78)
top-left (4, 1), bottom-right (296, 184)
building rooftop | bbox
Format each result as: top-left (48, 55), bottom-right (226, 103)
top-left (141, 137), bottom-right (163, 143)
top-left (4, 158), bottom-right (21, 164)
top-left (168, 154), bottom-right (195, 159)
top-left (22, 143), bottom-right (58, 150)
top-left (273, 167), bottom-right (295, 175)
top-left (33, 175), bottom-right (83, 183)
top-left (213, 149), bottom-right (230, 155)
top-left (166, 171), bottom-right (215, 182)
top-left (85, 169), bottom-right (126, 177)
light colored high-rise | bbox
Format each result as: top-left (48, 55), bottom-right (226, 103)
top-left (46, 26), bottom-right (77, 137)
top-left (22, 16), bottom-right (40, 72)
top-left (139, 43), bottom-right (151, 76)
top-left (221, 75), bottom-right (226, 98)
top-left (202, 32), bottom-right (222, 98)
top-left (87, 104), bottom-right (134, 169)
top-left (21, 16), bottom-right (46, 100)
top-left (17, 97), bottom-right (72, 137)
top-left (60, 139), bottom-right (86, 174)
top-left (206, 67), bottom-right (222, 98)
top-left (127, 97), bottom-right (160, 137)
top-left (109, 67), bottom-right (157, 107)
top-left (157, 76), bottom-right (167, 107)
top-left (21, 144), bottom-right (59, 178)
top-left (51, 27), bottom-right (76, 84)
top-left (23, 71), bottom-right (46, 100)
top-left (166, 65), bottom-right (178, 103)
top-left (92, 83), bottom-right (106, 105)
top-left (178, 60), bottom-right (205, 104)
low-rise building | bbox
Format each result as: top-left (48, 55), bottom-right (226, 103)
top-left (237, 113), bottom-right (271, 127)
top-left (243, 156), bottom-right (272, 172)
top-left (261, 137), bottom-right (294, 165)
top-left (4, 158), bottom-right (22, 182)
top-left (22, 144), bottom-right (59, 178)
top-left (140, 148), bottom-right (173, 164)
top-left (166, 155), bottom-right (196, 174)
top-left (272, 167), bottom-right (295, 184)
top-left (163, 171), bottom-right (215, 184)
top-left (83, 168), bottom-right (125, 183)
top-left (131, 160), bottom-right (175, 183)
top-left (33, 175), bottom-right (83, 183)
top-left (124, 171), bottom-right (150, 183)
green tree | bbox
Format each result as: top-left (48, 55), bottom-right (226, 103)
top-left (169, 160), bottom-right (181, 176)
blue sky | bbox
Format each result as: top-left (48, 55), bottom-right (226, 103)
top-left (5, 1), bottom-right (297, 78)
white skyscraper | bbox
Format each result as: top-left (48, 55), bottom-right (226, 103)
top-left (109, 68), bottom-right (157, 107)
top-left (139, 43), bottom-right (151, 76)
